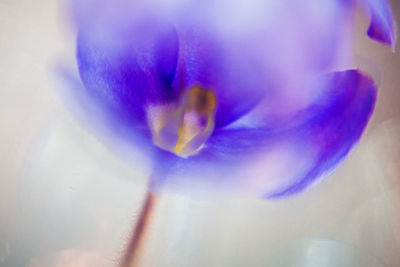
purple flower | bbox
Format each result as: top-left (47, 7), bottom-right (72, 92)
top-left (63, 0), bottom-right (395, 198)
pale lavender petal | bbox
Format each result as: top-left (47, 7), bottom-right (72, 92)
top-left (170, 0), bottom-right (355, 127)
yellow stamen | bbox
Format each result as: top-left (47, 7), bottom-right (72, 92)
top-left (147, 86), bottom-right (217, 157)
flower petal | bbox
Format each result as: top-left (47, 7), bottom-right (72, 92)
top-left (54, 65), bottom-right (155, 154)
top-left (172, 27), bottom-right (267, 128)
top-left (170, 0), bottom-right (355, 128)
top-left (364, 0), bottom-right (396, 47)
top-left (154, 70), bottom-right (377, 198)
top-left (266, 69), bottom-right (377, 198)
top-left (76, 8), bottom-right (179, 126)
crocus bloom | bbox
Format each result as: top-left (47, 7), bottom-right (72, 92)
top-left (65, 0), bottom-right (396, 198)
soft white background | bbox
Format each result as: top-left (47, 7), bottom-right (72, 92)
top-left (1, 0), bottom-right (400, 266)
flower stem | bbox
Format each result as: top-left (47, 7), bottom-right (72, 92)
top-left (120, 186), bottom-right (156, 267)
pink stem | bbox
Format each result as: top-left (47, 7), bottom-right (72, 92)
top-left (120, 188), bottom-right (156, 267)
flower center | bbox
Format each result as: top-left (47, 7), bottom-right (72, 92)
top-left (147, 86), bottom-right (217, 158)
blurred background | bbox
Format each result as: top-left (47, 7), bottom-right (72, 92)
top-left (0, 0), bottom-right (400, 266)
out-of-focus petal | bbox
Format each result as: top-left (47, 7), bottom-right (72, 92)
top-left (172, 26), bottom-right (268, 128)
top-left (266, 69), bottom-right (377, 197)
top-left (363, 0), bottom-right (396, 47)
top-left (154, 70), bottom-right (377, 198)
top-left (54, 65), bottom-right (155, 155)
top-left (170, 0), bottom-right (354, 128)
top-left (76, 4), bottom-right (179, 125)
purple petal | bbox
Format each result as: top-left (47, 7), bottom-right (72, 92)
top-left (54, 65), bottom-right (155, 154)
top-left (172, 27), bottom-right (267, 128)
top-left (364, 0), bottom-right (396, 47)
top-left (266, 69), bottom-right (377, 198)
top-left (155, 70), bottom-right (377, 198)
top-left (170, 0), bottom-right (355, 128)
top-left (76, 10), bottom-right (179, 126)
